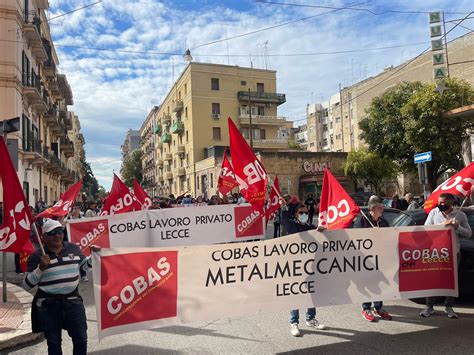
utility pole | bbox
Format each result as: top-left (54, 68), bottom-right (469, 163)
top-left (248, 88), bottom-right (253, 148)
top-left (442, 11), bottom-right (450, 77)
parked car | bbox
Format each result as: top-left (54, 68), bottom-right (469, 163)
top-left (393, 207), bottom-right (474, 301)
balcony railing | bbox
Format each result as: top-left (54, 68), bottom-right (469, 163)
top-left (177, 145), bottom-right (185, 154)
top-left (237, 91), bottom-right (286, 105)
top-left (171, 120), bottom-right (184, 134)
top-left (161, 132), bottom-right (171, 143)
top-left (172, 100), bottom-right (183, 113)
top-left (238, 114), bottom-right (287, 126)
top-left (164, 172), bottom-right (173, 180)
top-left (23, 137), bottom-right (41, 154)
top-left (162, 114), bottom-right (171, 124)
top-left (164, 153), bottom-right (172, 161)
top-left (244, 138), bottom-right (288, 149)
top-left (154, 125), bottom-right (161, 134)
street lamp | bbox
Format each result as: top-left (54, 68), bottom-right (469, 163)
top-left (183, 49), bottom-right (193, 62)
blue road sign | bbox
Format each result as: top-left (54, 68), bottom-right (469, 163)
top-left (414, 151), bottom-right (432, 164)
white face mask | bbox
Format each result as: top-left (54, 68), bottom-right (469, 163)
top-left (297, 213), bottom-right (309, 224)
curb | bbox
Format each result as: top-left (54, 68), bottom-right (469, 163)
top-left (0, 283), bottom-right (41, 351)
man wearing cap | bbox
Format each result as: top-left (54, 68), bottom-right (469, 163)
top-left (23, 219), bottom-right (100, 355)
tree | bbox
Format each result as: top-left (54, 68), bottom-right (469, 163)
top-left (287, 140), bottom-right (303, 150)
top-left (343, 149), bottom-right (397, 194)
top-left (97, 185), bottom-right (107, 198)
top-left (360, 78), bottom-right (474, 190)
top-left (120, 149), bottom-right (143, 187)
top-left (81, 159), bottom-right (99, 199)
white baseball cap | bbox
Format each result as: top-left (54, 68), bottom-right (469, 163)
top-left (42, 219), bottom-right (63, 234)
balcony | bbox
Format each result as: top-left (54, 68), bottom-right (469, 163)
top-left (60, 137), bottom-right (74, 158)
top-left (21, 138), bottom-right (49, 165)
top-left (237, 91), bottom-right (286, 106)
top-left (164, 153), bottom-right (172, 161)
top-left (22, 73), bottom-right (48, 112)
top-left (43, 107), bottom-right (58, 125)
top-left (22, 12), bottom-right (46, 61)
top-left (171, 120), bottom-right (184, 134)
top-left (238, 114), bottom-right (287, 126)
top-left (172, 100), bottom-right (183, 113)
top-left (154, 125), bottom-right (161, 134)
top-left (46, 152), bottom-right (62, 174)
top-left (162, 113), bottom-right (171, 125)
top-left (244, 138), bottom-right (288, 150)
top-left (161, 132), bottom-right (171, 143)
top-left (164, 172), bottom-right (173, 180)
top-left (156, 141), bottom-right (163, 149)
top-left (175, 167), bottom-right (186, 176)
top-left (157, 159), bottom-right (163, 167)
top-left (177, 145), bottom-right (185, 154)
top-left (63, 115), bottom-right (73, 130)
top-left (51, 121), bottom-right (66, 138)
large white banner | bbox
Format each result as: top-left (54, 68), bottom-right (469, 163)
top-left (92, 225), bottom-right (458, 339)
top-left (67, 204), bottom-right (264, 255)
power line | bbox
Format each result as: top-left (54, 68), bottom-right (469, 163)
top-left (192, 1), bottom-right (368, 49)
top-left (255, 0), bottom-right (472, 16)
top-left (48, 1), bottom-right (103, 22)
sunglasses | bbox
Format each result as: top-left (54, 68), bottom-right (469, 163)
top-left (46, 227), bottom-right (64, 237)
top-left (297, 211), bottom-right (308, 215)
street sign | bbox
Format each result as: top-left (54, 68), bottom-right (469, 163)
top-left (414, 151), bottom-right (432, 164)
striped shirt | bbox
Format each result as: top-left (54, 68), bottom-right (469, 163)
top-left (23, 242), bottom-right (92, 295)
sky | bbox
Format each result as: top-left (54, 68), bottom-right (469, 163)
top-left (46, 0), bottom-right (474, 190)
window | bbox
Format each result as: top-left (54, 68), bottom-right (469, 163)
top-left (186, 130), bottom-right (189, 143)
top-left (323, 139), bottom-right (328, 146)
top-left (185, 107), bottom-right (188, 118)
top-left (211, 78), bottom-right (219, 90)
top-left (213, 127), bottom-right (221, 140)
top-left (186, 153), bottom-right (189, 165)
top-left (322, 124), bottom-right (328, 132)
top-left (330, 122), bottom-right (333, 129)
top-left (309, 143), bottom-right (315, 148)
top-left (260, 129), bottom-right (266, 139)
top-left (336, 134), bottom-right (342, 140)
top-left (241, 127), bottom-right (249, 139)
top-left (210, 173), bottom-right (214, 188)
top-left (197, 177), bottom-right (200, 189)
top-left (257, 83), bottom-right (264, 93)
top-left (212, 103), bottom-right (220, 114)
top-left (184, 83), bottom-right (187, 95)
top-left (336, 117), bottom-right (341, 123)
top-left (257, 106), bottom-right (265, 116)
top-left (241, 80), bottom-right (246, 86)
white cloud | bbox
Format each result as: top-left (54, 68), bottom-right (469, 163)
top-left (48, 0), bottom-right (474, 189)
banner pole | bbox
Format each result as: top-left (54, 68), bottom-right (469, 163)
top-left (2, 252), bottom-right (7, 302)
top-left (359, 209), bottom-right (375, 228)
top-left (453, 194), bottom-right (470, 221)
top-left (32, 223), bottom-right (45, 255)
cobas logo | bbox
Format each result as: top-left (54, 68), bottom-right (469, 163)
top-left (100, 251), bottom-right (178, 330)
top-left (69, 219), bottom-right (110, 256)
top-left (234, 206), bottom-right (264, 238)
top-left (398, 230), bottom-right (455, 292)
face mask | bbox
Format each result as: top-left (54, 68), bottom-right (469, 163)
top-left (297, 213), bottom-right (309, 224)
top-left (438, 204), bottom-right (450, 212)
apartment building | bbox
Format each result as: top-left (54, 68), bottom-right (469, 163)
top-left (308, 32), bottom-right (474, 153)
top-left (121, 129), bottom-right (140, 159)
top-left (0, 0), bottom-right (84, 205)
top-left (141, 62), bottom-right (288, 197)
top-left (140, 107), bottom-right (158, 196)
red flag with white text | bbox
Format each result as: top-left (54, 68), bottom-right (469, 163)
top-left (133, 179), bottom-right (152, 209)
top-left (217, 150), bottom-right (239, 196)
top-left (318, 169), bottom-right (360, 229)
top-left (0, 137), bottom-right (34, 252)
top-left (228, 117), bottom-right (267, 214)
top-left (100, 174), bottom-right (142, 216)
top-left (36, 180), bottom-right (82, 219)
top-left (424, 162), bottom-right (474, 213)
top-left (266, 176), bottom-right (281, 222)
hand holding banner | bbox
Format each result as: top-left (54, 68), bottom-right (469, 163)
top-left (318, 169), bottom-right (360, 229)
top-left (228, 117), bottom-right (267, 214)
top-left (217, 150), bottom-right (239, 196)
top-left (424, 162), bottom-right (474, 213)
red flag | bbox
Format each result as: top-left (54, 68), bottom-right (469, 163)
top-left (424, 162), bottom-right (474, 213)
top-left (19, 240), bottom-right (35, 272)
top-left (228, 117), bottom-right (267, 214)
top-left (266, 176), bottom-right (281, 222)
top-left (217, 150), bottom-right (239, 196)
top-left (100, 174), bottom-right (142, 216)
top-left (318, 169), bottom-right (360, 229)
top-left (133, 179), bottom-right (152, 209)
top-left (36, 180), bottom-right (82, 219)
top-left (0, 137), bottom-right (34, 252)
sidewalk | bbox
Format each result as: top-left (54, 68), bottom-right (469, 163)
top-left (0, 275), bottom-right (40, 351)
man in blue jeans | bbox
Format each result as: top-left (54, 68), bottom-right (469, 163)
top-left (282, 203), bottom-right (327, 336)
top-left (23, 219), bottom-right (100, 355)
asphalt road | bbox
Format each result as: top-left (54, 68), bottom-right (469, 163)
top-left (7, 225), bottom-right (474, 354)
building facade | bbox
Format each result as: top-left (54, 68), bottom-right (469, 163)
top-left (0, 0), bottom-right (84, 206)
top-left (121, 129), bottom-right (140, 158)
top-left (140, 106), bottom-right (158, 196)
top-left (308, 32), bottom-right (474, 154)
top-left (141, 62), bottom-right (290, 197)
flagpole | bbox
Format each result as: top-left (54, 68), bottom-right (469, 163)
top-left (454, 193), bottom-right (471, 220)
top-left (32, 223), bottom-right (45, 255)
top-left (359, 209), bottom-right (375, 228)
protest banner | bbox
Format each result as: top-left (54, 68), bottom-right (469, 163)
top-left (92, 225), bottom-right (457, 339)
top-left (67, 204), bottom-right (265, 256)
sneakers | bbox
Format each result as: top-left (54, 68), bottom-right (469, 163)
top-left (374, 308), bottom-right (392, 320)
top-left (81, 276), bottom-right (89, 282)
top-left (420, 306), bottom-right (435, 317)
top-left (290, 323), bottom-right (301, 337)
top-left (361, 309), bottom-right (377, 322)
top-left (445, 306), bottom-right (458, 319)
top-left (306, 319), bottom-right (327, 330)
